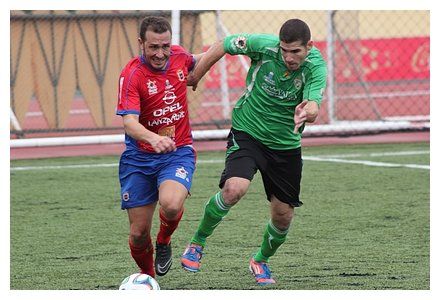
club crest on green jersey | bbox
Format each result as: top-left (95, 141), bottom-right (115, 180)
top-left (293, 77), bottom-right (302, 89)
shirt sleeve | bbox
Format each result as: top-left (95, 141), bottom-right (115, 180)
top-left (173, 44), bottom-right (196, 72)
top-left (116, 69), bottom-right (141, 116)
top-left (223, 34), bottom-right (266, 61)
top-left (186, 54), bottom-right (196, 72)
top-left (302, 65), bottom-right (327, 106)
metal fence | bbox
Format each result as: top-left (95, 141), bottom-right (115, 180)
top-left (10, 10), bottom-right (430, 139)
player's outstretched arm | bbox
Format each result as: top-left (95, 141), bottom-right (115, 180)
top-left (187, 52), bottom-right (204, 89)
top-left (122, 114), bottom-right (176, 153)
top-left (189, 40), bottom-right (226, 91)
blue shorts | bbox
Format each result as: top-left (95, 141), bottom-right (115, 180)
top-left (118, 146), bottom-right (196, 210)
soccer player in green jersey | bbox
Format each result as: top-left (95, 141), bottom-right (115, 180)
top-left (181, 19), bottom-right (327, 285)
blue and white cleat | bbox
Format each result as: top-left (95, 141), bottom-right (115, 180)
top-left (181, 244), bottom-right (203, 272)
top-left (249, 257), bottom-right (276, 285)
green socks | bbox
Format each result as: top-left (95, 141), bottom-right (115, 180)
top-left (254, 219), bottom-right (289, 262)
top-left (190, 193), bottom-right (289, 262)
top-left (191, 192), bottom-right (231, 247)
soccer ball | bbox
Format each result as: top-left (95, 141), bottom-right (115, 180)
top-left (119, 273), bottom-right (160, 290)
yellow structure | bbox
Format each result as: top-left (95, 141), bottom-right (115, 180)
top-left (10, 10), bottom-right (203, 130)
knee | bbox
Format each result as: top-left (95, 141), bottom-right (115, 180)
top-left (272, 210), bottom-right (294, 230)
top-left (160, 200), bottom-right (183, 220)
top-left (222, 183), bottom-right (246, 206)
top-left (161, 206), bottom-right (182, 220)
top-left (129, 226), bottom-right (149, 246)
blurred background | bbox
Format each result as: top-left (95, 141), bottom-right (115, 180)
top-left (10, 10), bottom-right (429, 147)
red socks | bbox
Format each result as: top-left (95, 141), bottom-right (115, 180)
top-left (156, 208), bottom-right (184, 245)
top-left (129, 237), bottom-right (155, 277)
top-left (128, 208), bottom-right (184, 277)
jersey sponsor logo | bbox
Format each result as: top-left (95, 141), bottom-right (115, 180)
top-left (152, 102), bottom-right (183, 117)
top-left (175, 166), bottom-right (189, 182)
top-left (147, 111), bottom-right (185, 127)
top-left (233, 36), bottom-right (247, 51)
top-left (147, 79), bottom-right (158, 95)
top-left (163, 79), bottom-right (177, 104)
top-left (177, 69), bottom-right (185, 81)
top-left (263, 72), bottom-right (275, 85)
top-left (261, 83), bottom-right (298, 101)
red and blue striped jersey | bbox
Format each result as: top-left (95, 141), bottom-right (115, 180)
top-left (117, 45), bottom-right (195, 153)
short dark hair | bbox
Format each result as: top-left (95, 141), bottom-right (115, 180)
top-left (279, 19), bottom-right (311, 45)
top-left (139, 16), bottom-right (172, 41)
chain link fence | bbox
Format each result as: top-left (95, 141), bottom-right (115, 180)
top-left (10, 10), bottom-right (429, 139)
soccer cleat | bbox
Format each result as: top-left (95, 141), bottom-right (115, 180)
top-left (155, 242), bottom-right (172, 276)
top-left (249, 258), bottom-right (276, 285)
top-left (180, 244), bottom-right (203, 272)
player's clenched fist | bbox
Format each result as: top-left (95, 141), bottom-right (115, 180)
top-left (150, 135), bottom-right (176, 153)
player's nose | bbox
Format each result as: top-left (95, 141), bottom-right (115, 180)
top-left (284, 54), bottom-right (295, 63)
top-left (155, 48), bottom-right (166, 59)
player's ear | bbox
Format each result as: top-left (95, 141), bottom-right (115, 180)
top-left (138, 37), bottom-right (144, 49)
top-left (306, 40), bottom-right (313, 51)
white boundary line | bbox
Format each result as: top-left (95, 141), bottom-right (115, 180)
top-left (10, 150), bottom-right (429, 171)
top-left (10, 163), bottom-right (120, 171)
top-left (315, 150), bottom-right (429, 158)
top-left (303, 156), bottom-right (429, 170)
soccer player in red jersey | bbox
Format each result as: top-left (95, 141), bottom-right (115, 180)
top-left (116, 16), bottom-right (202, 277)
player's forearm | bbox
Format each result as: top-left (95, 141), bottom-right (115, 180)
top-left (192, 40), bottom-right (225, 81)
top-left (193, 53), bottom-right (205, 66)
top-left (123, 116), bottom-right (157, 144)
top-left (304, 101), bottom-right (319, 123)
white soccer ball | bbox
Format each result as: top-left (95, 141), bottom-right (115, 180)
top-left (119, 273), bottom-right (160, 290)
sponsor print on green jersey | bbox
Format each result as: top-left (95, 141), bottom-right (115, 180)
top-left (224, 34), bottom-right (327, 150)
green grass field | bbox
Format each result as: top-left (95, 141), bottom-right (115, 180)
top-left (10, 142), bottom-right (430, 290)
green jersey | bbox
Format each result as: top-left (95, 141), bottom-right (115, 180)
top-left (224, 34), bottom-right (327, 150)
